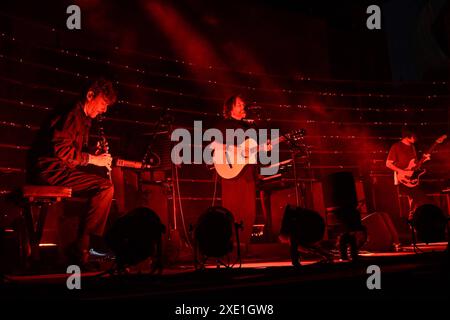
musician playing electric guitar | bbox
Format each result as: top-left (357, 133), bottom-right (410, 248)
top-left (386, 127), bottom-right (435, 220)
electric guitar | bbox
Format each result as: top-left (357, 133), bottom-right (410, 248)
top-left (213, 129), bottom-right (305, 179)
top-left (396, 134), bottom-right (447, 188)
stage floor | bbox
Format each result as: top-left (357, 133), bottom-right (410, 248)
top-left (1, 243), bottom-right (448, 305)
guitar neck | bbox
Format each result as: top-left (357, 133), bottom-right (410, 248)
top-left (416, 136), bottom-right (445, 168)
top-left (416, 142), bottom-right (437, 167)
top-left (115, 158), bottom-right (145, 169)
top-left (252, 136), bottom-right (286, 153)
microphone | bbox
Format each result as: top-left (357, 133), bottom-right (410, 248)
top-left (242, 118), bottom-right (255, 124)
top-left (246, 104), bottom-right (262, 110)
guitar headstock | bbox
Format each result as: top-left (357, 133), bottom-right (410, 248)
top-left (436, 134), bottom-right (447, 144)
top-left (284, 129), bottom-right (306, 142)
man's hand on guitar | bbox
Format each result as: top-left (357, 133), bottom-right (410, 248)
top-left (262, 139), bottom-right (272, 152)
top-left (95, 141), bottom-right (109, 155)
top-left (89, 153), bottom-right (112, 170)
top-left (399, 169), bottom-right (413, 177)
top-left (243, 143), bottom-right (251, 158)
top-left (423, 153), bottom-right (431, 162)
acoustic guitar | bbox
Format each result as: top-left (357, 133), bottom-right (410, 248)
top-left (213, 129), bottom-right (305, 179)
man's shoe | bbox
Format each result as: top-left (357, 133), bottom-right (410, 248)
top-left (89, 248), bottom-right (115, 260)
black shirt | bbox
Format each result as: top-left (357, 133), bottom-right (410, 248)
top-left (215, 118), bottom-right (256, 146)
top-left (28, 102), bottom-right (91, 179)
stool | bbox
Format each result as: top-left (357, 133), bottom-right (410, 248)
top-left (21, 185), bottom-right (72, 262)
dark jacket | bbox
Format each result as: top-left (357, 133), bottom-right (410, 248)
top-left (27, 102), bottom-right (91, 184)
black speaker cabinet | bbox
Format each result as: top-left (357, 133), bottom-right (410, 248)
top-left (323, 171), bottom-right (358, 209)
top-left (270, 188), bottom-right (298, 237)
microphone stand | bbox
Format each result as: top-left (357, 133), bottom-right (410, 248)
top-left (141, 109), bottom-right (182, 249)
top-left (289, 136), bottom-right (310, 208)
top-left (292, 150), bottom-right (300, 207)
top-left (137, 107), bottom-right (169, 200)
top-left (141, 108), bottom-right (170, 169)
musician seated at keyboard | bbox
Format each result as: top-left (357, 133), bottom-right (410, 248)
top-left (386, 126), bottom-right (430, 221)
top-left (26, 78), bottom-right (117, 268)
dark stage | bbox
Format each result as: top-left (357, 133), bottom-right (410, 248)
top-left (2, 244), bottom-right (449, 303)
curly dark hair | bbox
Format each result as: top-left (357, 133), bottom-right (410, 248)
top-left (222, 94), bottom-right (243, 119)
top-left (83, 77), bottom-right (117, 105)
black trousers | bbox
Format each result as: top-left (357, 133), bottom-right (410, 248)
top-left (221, 166), bottom-right (256, 248)
top-left (34, 164), bottom-right (114, 238)
top-left (398, 184), bottom-right (429, 218)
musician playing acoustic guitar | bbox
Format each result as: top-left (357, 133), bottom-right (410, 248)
top-left (213, 95), bottom-right (271, 255)
top-left (386, 126), bottom-right (430, 220)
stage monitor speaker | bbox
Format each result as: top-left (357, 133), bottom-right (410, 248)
top-left (105, 207), bottom-right (165, 268)
top-left (323, 171), bottom-right (358, 209)
top-left (412, 204), bottom-right (447, 243)
top-left (361, 212), bottom-right (398, 252)
top-left (280, 206), bottom-right (325, 245)
top-left (269, 188), bottom-right (298, 237)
